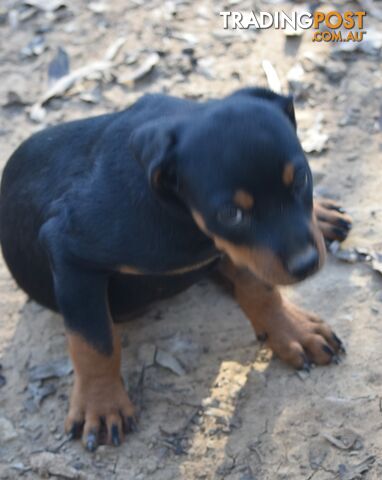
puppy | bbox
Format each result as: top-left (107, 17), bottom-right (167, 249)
top-left (0, 87), bottom-right (351, 450)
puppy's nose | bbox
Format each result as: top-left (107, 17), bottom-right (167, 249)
top-left (286, 245), bottom-right (319, 279)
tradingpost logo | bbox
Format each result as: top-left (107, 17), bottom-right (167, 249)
top-left (219, 10), bottom-right (367, 43)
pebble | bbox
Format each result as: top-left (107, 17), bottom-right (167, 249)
top-left (324, 61), bottom-right (347, 82)
top-left (30, 452), bottom-right (86, 479)
top-left (0, 417), bottom-right (17, 442)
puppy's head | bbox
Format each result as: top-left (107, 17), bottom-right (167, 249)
top-left (130, 88), bottom-right (325, 285)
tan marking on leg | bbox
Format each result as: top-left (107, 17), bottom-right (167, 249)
top-left (218, 258), bottom-right (343, 368)
top-left (282, 163), bottom-right (294, 186)
top-left (233, 189), bottom-right (254, 210)
top-left (65, 326), bottom-right (135, 449)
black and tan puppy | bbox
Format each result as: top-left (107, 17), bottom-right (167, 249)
top-left (0, 87), bottom-right (351, 450)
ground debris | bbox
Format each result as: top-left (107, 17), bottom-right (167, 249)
top-left (28, 358), bottom-right (72, 381)
top-left (25, 381), bottom-right (57, 411)
top-left (261, 59), bottom-right (282, 94)
top-left (329, 241), bottom-right (382, 277)
top-left (323, 60), bottom-right (347, 82)
top-left (338, 455), bottom-right (375, 480)
top-left (301, 113), bottom-right (329, 153)
top-left (24, 0), bottom-right (67, 12)
top-left (3, 91), bottom-right (30, 108)
top-left (48, 47), bottom-right (70, 86)
top-left (309, 440), bottom-right (329, 470)
top-left (335, 28), bottom-right (382, 54)
top-left (33, 60), bottom-right (112, 107)
top-left (329, 241), bottom-right (359, 263)
top-left (79, 86), bottom-right (102, 104)
top-left (158, 408), bottom-right (199, 455)
top-left (322, 428), bottom-right (363, 451)
top-left (0, 417), bottom-right (17, 442)
top-left (155, 348), bottom-right (186, 376)
top-left (287, 62), bottom-right (311, 100)
top-left (216, 456), bottom-right (236, 476)
top-left (104, 37), bottom-right (127, 62)
top-left (30, 452), bottom-right (87, 479)
top-left (20, 35), bottom-right (46, 57)
top-left (356, 0), bottom-right (382, 21)
top-left (87, 2), bottom-right (109, 14)
top-left (0, 364), bottom-right (6, 388)
top-left (161, 333), bottom-right (203, 371)
top-left (158, 427), bottom-right (188, 455)
top-left (118, 52), bottom-right (160, 86)
top-left (138, 342), bottom-right (156, 367)
top-left (29, 39), bottom-right (128, 120)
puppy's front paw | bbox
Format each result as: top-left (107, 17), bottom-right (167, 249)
top-left (65, 377), bottom-right (136, 451)
top-left (314, 198), bottom-right (352, 242)
top-left (258, 299), bottom-right (345, 370)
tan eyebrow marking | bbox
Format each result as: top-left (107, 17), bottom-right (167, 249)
top-left (233, 189), bottom-right (254, 210)
top-left (282, 163), bottom-right (294, 186)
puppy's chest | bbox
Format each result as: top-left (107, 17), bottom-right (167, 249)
top-left (114, 222), bottom-right (219, 275)
top-left (67, 187), bottom-right (218, 274)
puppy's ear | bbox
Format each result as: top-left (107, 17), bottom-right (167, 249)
top-left (233, 88), bottom-right (297, 129)
top-left (129, 122), bottom-right (178, 194)
top-left (273, 94), bottom-right (296, 129)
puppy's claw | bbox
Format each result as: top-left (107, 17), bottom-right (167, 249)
top-left (111, 424), bottom-right (121, 446)
top-left (125, 416), bottom-right (138, 433)
top-left (322, 344), bottom-right (335, 358)
top-left (68, 421), bottom-right (82, 440)
top-left (332, 355), bottom-right (342, 365)
top-left (332, 333), bottom-right (346, 354)
top-left (300, 354), bottom-right (311, 373)
top-left (257, 332), bottom-right (268, 343)
top-left (86, 432), bottom-right (98, 452)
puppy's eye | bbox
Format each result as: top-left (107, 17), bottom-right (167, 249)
top-left (217, 206), bottom-right (244, 227)
top-left (293, 169), bottom-right (308, 193)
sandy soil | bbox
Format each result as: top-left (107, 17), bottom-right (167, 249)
top-left (0, 0), bottom-right (381, 479)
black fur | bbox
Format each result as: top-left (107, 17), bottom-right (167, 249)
top-left (0, 88), bottom-right (314, 354)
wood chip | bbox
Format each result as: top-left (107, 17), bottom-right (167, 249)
top-left (155, 348), bottom-right (186, 376)
top-left (322, 429), bottom-right (363, 451)
top-left (30, 452), bottom-right (86, 479)
top-left (261, 60), bottom-right (282, 94)
top-left (118, 52), bottom-right (159, 86)
top-left (24, 0), bottom-right (66, 12)
top-left (48, 47), bottom-right (70, 86)
top-left (28, 358), bottom-right (72, 381)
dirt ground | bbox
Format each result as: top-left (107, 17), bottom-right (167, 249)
top-left (0, 0), bottom-right (382, 479)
